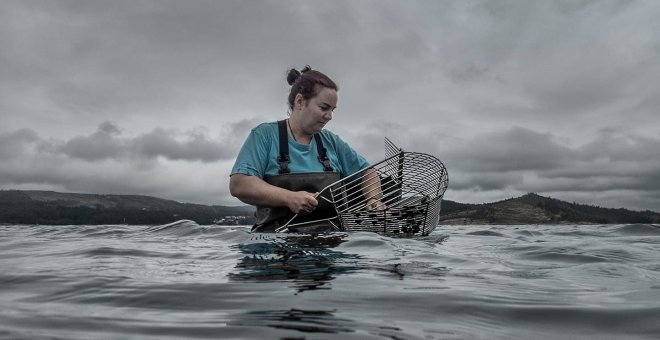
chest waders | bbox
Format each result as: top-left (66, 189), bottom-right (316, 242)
top-left (251, 120), bottom-right (342, 233)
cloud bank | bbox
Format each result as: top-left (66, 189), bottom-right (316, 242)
top-left (2, 122), bottom-right (659, 211)
top-left (2, 1), bottom-right (660, 211)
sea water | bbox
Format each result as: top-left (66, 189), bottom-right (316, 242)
top-left (1, 222), bottom-right (660, 339)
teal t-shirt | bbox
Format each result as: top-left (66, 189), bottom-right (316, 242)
top-left (231, 122), bottom-right (369, 178)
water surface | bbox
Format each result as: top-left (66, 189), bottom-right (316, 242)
top-left (2, 222), bottom-right (660, 339)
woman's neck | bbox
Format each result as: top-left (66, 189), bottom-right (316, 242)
top-left (287, 116), bottom-right (312, 144)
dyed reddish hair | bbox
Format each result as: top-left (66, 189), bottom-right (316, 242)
top-left (286, 65), bottom-right (338, 111)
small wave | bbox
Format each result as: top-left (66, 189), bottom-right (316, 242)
top-left (144, 219), bottom-right (215, 237)
top-left (338, 237), bottom-right (390, 249)
top-left (370, 261), bottom-right (450, 280)
top-left (69, 225), bottom-right (138, 238)
top-left (76, 246), bottom-right (189, 259)
top-left (548, 228), bottom-right (605, 238)
top-left (520, 250), bottom-right (606, 264)
top-left (144, 220), bottom-right (247, 238)
top-left (585, 247), bottom-right (638, 264)
top-left (514, 229), bottom-right (544, 237)
top-left (0, 274), bottom-right (63, 288)
top-left (417, 233), bottom-right (450, 245)
top-left (560, 262), bottom-right (647, 281)
top-left (612, 224), bottom-right (660, 236)
top-left (466, 230), bottom-right (508, 237)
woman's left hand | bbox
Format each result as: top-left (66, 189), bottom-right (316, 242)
top-left (366, 197), bottom-right (386, 211)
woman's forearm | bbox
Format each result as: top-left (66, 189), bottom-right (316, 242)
top-left (229, 174), bottom-right (318, 214)
top-left (361, 169), bottom-right (387, 211)
top-left (229, 174), bottom-right (292, 207)
top-left (360, 168), bottom-right (382, 200)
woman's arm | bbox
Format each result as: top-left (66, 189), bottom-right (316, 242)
top-left (229, 174), bottom-right (318, 214)
top-left (360, 168), bottom-right (386, 211)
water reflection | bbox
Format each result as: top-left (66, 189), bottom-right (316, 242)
top-left (229, 233), bottom-right (361, 293)
top-left (228, 308), bottom-right (356, 334)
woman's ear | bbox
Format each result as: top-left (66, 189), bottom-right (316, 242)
top-left (294, 93), bottom-right (305, 110)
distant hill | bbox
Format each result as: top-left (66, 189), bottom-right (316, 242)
top-left (0, 190), bottom-right (256, 225)
top-left (2, 190), bottom-right (658, 226)
top-left (438, 193), bottom-right (660, 224)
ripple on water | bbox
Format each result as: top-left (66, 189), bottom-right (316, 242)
top-left (520, 249), bottom-right (607, 264)
top-left (74, 246), bottom-right (190, 259)
top-left (465, 230), bottom-right (508, 237)
top-left (612, 224), bottom-right (660, 236)
top-left (514, 229), bottom-right (545, 237)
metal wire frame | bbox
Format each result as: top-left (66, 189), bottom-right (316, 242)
top-left (276, 138), bottom-right (449, 236)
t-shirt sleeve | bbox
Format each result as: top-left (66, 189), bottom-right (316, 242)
top-left (230, 125), bottom-right (271, 178)
top-left (333, 134), bottom-right (370, 176)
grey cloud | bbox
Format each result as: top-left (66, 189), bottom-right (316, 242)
top-left (4, 0), bottom-right (659, 138)
top-left (0, 123), bottom-right (236, 205)
top-left (133, 128), bottom-right (231, 162)
top-left (344, 124), bottom-right (632, 195)
top-left (446, 127), bottom-right (574, 173)
top-left (578, 130), bottom-right (660, 162)
top-left (350, 125), bottom-right (573, 192)
top-left (0, 149), bottom-right (232, 206)
top-left (343, 121), bottom-right (411, 162)
top-left (60, 122), bottom-right (125, 161)
top-left (6, 122), bottom-right (240, 163)
top-left (1, 152), bottom-right (168, 200)
top-left (0, 1), bottom-right (308, 130)
top-left (433, 0), bottom-right (660, 132)
top-left (225, 118), bottom-right (263, 145)
top-left (3, 122), bottom-right (660, 211)
top-left (0, 129), bottom-right (39, 159)
top-left (451, 172), bottom-right (525, 191)
top-left (536, 131), bottom-right (660, 193)
top-left (426, 126), bottom-right (660, 210)
top-left (446, 129), bottom-right (660, 210)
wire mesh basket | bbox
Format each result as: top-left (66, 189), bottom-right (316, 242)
top-left (277, 138), bottom-right (449, 236)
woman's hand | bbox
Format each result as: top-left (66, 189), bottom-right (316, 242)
top-left (287, 191), bottom-right (318, 214)
top-left (366, 197), bottom-right (386, 211)
top-left (230, 175), bottom-right (319, 215)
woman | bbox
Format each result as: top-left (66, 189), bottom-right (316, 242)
top-left (230, 65), bottom-right (384, 232)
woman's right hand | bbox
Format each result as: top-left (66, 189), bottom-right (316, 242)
top-left (287, 191), bottom-right (318, 214)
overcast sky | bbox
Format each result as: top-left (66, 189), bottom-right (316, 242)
top-left (2, 0), bottom-right (659, 211)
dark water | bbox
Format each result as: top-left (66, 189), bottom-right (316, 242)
top-left (2, 222), bottom-right (660, 339)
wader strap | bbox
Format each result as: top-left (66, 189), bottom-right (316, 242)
top-left (277, 120), bottom-right (290, 174)
top-left (277, 119), bottom-right (334, 173)
top-left (314, 134), bottom-right (334, 172)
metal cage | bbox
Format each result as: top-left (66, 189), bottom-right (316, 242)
top-left (277, 138), bottom-right (448, 236)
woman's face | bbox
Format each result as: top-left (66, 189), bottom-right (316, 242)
top-left (296, 87), bottom-right (337, 135)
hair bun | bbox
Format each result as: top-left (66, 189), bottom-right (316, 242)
top-left (286, 65), bottom-right (313, 85)
top-left (286, 68), bottom-right (301, 86)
